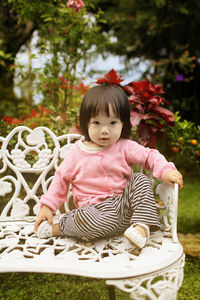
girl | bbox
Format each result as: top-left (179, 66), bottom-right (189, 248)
top-left (34, 84), bottom-right (183, 249)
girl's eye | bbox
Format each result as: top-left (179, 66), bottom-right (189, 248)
top-left (92, 121), bottom-right (99, 125)
top-left (111, 121), bottom-right (117, 125)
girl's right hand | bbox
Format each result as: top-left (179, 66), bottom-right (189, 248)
top-left (34, 205), bottom-right (53, 232)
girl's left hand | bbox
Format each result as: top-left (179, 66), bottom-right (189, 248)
top-left (164, 170), bottom-right (183, 189)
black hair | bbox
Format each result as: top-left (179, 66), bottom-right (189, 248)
top-left (79, 84), bottom-right (131, 141)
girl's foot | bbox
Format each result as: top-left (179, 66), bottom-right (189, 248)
top-left (124, 223), bottom-right (150, 249)
top-left (37, 217), bottom-right (61, 238)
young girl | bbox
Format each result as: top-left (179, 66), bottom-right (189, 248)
top-left (34, 84), bottom-right (183, 249)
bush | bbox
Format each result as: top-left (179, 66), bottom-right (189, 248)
top-left (165, 112), bottom-right (200, 174)
top-left (0, 103), bottom-right (80, 138)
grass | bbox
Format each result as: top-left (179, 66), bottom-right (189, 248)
top-left (178, 256), bottom-right (200, 300)
top-left (0, 175), bottom-right (199, 299)
top-left (0, 272), bottom-right (129, 299)
top-left (178, 175), bottom-right (200, 234)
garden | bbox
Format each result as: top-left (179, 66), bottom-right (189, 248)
top-left (0, 0), bottom-right (200, 299)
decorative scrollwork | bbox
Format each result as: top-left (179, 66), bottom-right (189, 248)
top-left (10, 198), bottom-right (30, 218)
top-left (11, 149), bottom-right (31, 169)
top-left (0, 179), bottom-right (12, 196)
top-left (0, 126), bottom-right (81, 218)
top-left (33, 149), bottom-right (52, 169)
top-left (106, 254), bottom-right (185, 300)
top-left (26, 128), bottom-right (45, 146)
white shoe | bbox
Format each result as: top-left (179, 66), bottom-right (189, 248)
top-left (37, 214), bottom-right (63, 239)
top-left (124, 223), bottom-right (150, 249)
top-left (37, 214), bottom-right (64, 238)
top-left (37, 220), bottom-right (53, 238)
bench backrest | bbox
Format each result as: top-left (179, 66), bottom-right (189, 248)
top-left (0, 126), bottom-right (81, 219)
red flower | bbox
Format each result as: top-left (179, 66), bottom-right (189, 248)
top-left (3, 116), bottom-right (13, 124)
top-left (74, 82), bottom-right (90, 94)
top-left (95, 69), bottom-right (124, 85)
top-left (29, 109), bottom-right (38, 118)
top-left (67, 0), bottom-right (84, 13)
top-left (3, 116), bottom-right (22, 125)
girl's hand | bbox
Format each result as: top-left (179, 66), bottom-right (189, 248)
top-left (164, 170), bottom-right (183, 189)
top-left (34, 205), bottom-right (53, 232)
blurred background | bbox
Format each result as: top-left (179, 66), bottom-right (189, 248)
top-left (0, 1), bottom-right (199, 299)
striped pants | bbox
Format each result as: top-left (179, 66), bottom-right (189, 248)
top-left (59, 173), bottom-right (160, 240)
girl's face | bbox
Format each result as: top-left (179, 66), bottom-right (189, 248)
top-left (87, 105), bottom-right (123, 148)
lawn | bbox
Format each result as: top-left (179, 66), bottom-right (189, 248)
top-left (0, 175), bottom-right (199, 299)
top-left (178, 175), bottom-right (200, 234)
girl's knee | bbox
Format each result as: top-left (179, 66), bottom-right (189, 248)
top-left (132, 172), bottom-right (152, 185)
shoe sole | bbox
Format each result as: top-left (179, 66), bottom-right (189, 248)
top-left (124, 232), bottom-right (144, 249)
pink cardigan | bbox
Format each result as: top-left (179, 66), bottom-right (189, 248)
top-left (40, 139), bottom-right (176, 211)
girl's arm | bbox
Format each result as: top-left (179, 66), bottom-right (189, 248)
top-left (40, 167), bottom-right (71, 212)
top-left (126, 140), bottom-right (183, 186)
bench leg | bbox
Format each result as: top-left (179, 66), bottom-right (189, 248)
top-left (107, 285), bottom-right (116, 300)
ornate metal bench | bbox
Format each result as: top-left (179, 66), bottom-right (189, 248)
top-left (0, 126), bottom-right (185, 299)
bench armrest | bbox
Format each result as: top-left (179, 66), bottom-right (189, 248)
top-left (156, 182), bottom-right (179, 243)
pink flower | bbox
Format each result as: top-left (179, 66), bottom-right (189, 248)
top-left (67, 0), bottom-right (84, 13)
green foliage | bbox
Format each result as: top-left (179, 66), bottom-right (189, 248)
top-left (0, 44), bottom-right (13, 67)
top-left (0, 1), bottom-right (35, 117)
top-left (0, 0), bottom-right (109, 118)
top-left (165, 112), bottom-right (200, 174)
top-left (11, 0), bottom-right (108, 115)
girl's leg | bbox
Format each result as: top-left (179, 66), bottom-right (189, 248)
top-left (37, 201), bottom-right (120, 240)
top-left (128, 173), bottom-right (160, 230)
top-left (59, 202), bottom-right (120, 240)
top-left (115, 172), bottom-right (160, 234)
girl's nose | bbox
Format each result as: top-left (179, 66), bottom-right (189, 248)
top-left (100, 126), bottom-right (109, 134)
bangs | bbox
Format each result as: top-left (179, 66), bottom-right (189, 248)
top-left (92, 93), bottom-right (121, 119)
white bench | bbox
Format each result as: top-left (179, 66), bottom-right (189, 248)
top-left (0, 126), bottom-right (185, 300)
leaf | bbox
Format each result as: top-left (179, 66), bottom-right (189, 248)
top-left (151, 106), bottom-right (175, 126)
top-left (155, 0), bottom-right (166, 8)
top-left (130, 111), bottom-right (145, 126)
top-left (128, 94), bottom-right (145, 105)
top-left (95, 69), bottom-right (124, 85)
top-left (137, 123), bottom-right (165, 148)
top-left (43, 17), bottom-right (53, 22)
top-left (122, 85), bottom-right (134, 95)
